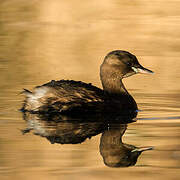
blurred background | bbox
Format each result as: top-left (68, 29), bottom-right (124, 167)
top-left (1, 0), bottom-right (180, 179)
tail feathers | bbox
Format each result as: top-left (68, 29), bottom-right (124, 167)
top-left (21, 89), bottom-right (33, 97)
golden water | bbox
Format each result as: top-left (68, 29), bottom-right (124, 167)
top-left (1, 0), bottom-right (180, 179)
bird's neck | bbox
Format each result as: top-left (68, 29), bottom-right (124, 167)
top-left (102, 77), bottom-right (129, 96)
top-left (101, 76), bottom-right (138, 110)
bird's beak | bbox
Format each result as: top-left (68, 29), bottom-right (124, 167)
top-left (131, 146), bottom-right (153, 153)
top-left (132, 65), bottom-right (154, 74)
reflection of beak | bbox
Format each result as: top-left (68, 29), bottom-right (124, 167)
top-left (132, 65), bottom-right (154, 74)
top-left (131, 146), bottom-right (153, 153)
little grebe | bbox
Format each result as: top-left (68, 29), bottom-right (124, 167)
top-left (21, 50), bottom-right (153, 114)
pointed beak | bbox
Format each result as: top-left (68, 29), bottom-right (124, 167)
top-left (132, 65), bottom-right (154, 74)
top-left (131, 146), bottom-right (153, 153)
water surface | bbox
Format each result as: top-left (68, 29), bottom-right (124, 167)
top-left (1, 1), bottom-right (180, 180)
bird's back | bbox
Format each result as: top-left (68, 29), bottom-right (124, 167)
top-left (22, 80), bottom-right (105, 113)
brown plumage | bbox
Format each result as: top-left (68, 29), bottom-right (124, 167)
top-left (21, 50), bottom-right (153, 115)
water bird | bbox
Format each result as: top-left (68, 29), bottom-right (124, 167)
top-left (21, 50), bottom-right (153, 114)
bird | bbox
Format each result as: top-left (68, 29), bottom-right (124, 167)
top-left (21, 50), bottom-right (153, 115)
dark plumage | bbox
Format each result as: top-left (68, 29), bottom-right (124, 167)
top-left (21, 50), bottom-right (153, 114)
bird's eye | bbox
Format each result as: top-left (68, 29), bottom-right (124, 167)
top-left (125, 61), bottom-right (132, 66)
top-left (121, 59), bottom-right (131, 66)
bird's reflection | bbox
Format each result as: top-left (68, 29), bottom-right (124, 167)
top-left (21, 112), bottom-right (153, 167)
top-left (22, 112), bottom-right (105, 144)
top-left (100, 124), bottom-right (153, 167)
